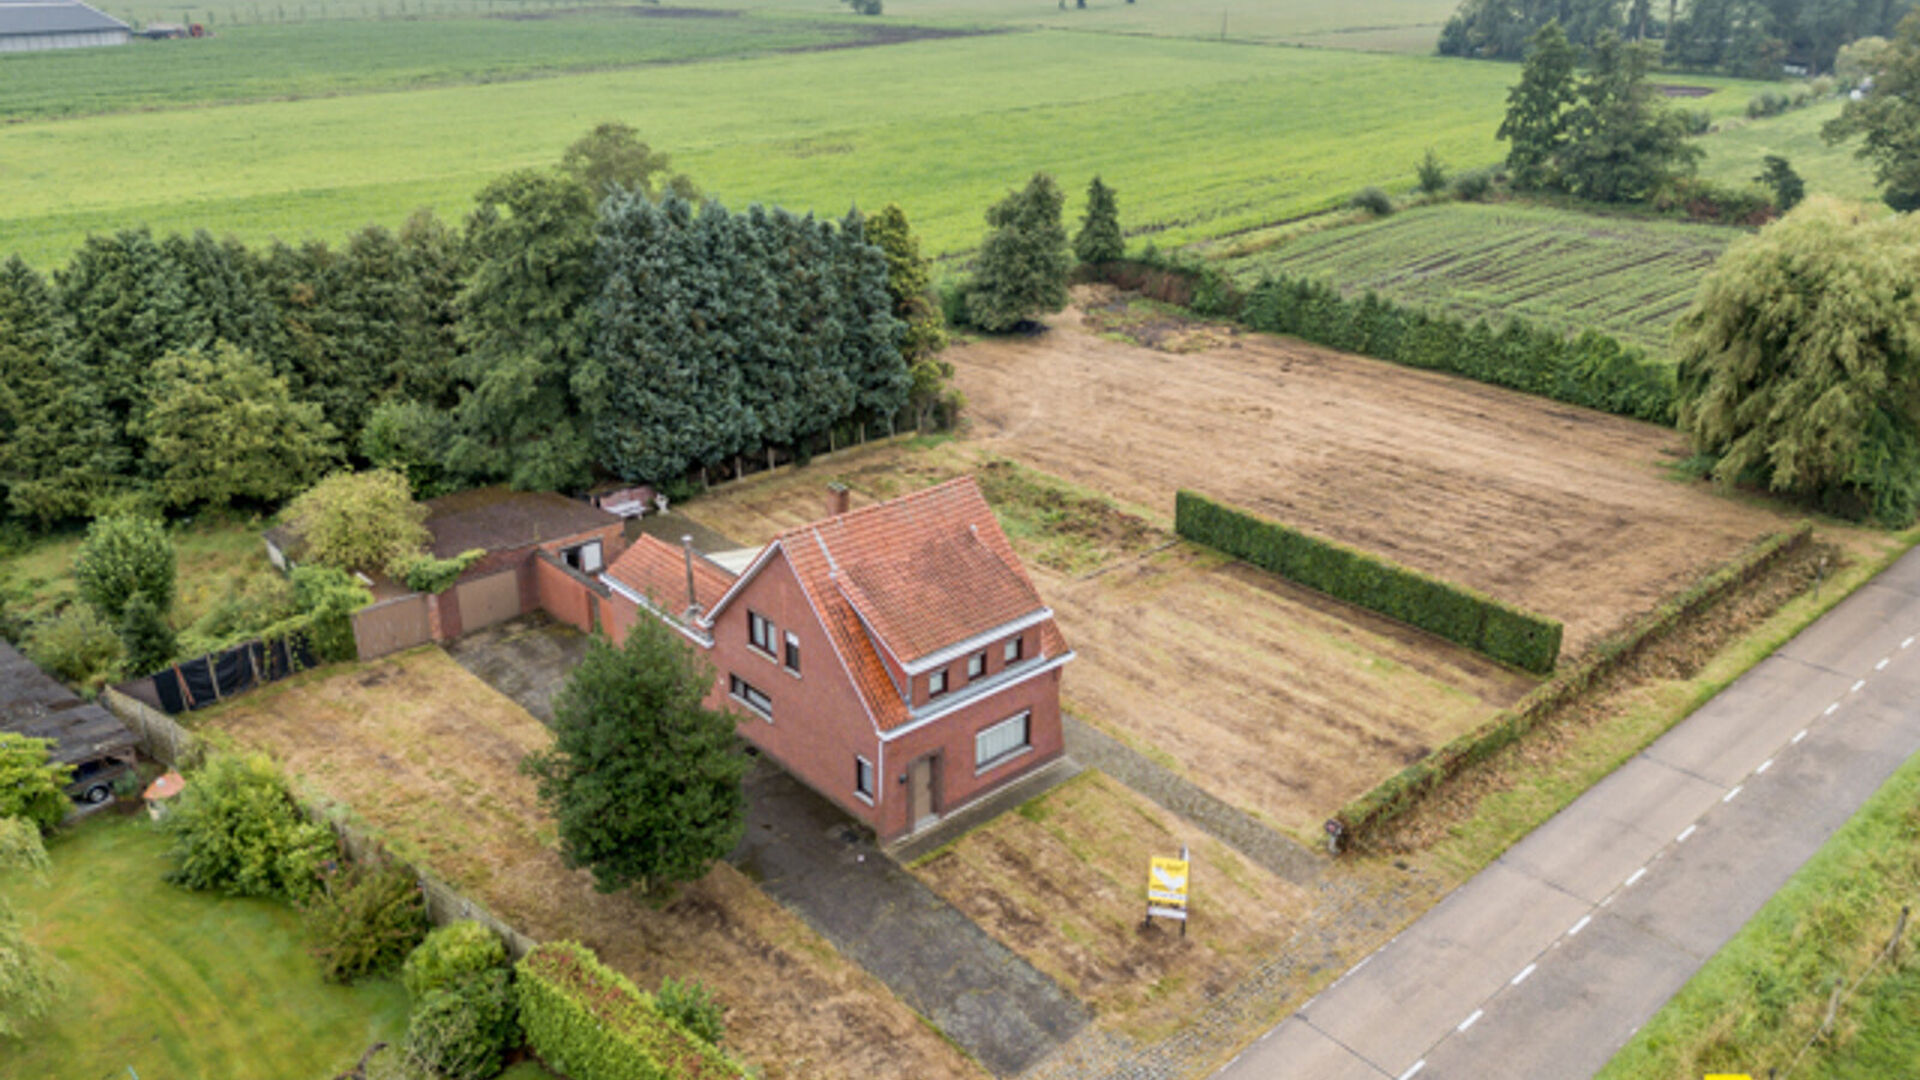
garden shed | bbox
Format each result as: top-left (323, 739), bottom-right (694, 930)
top-left (0, 640), bottom-right (139, 800)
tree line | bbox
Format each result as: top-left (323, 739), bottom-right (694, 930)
top-left (1442, 0), bottom-right (1915, 75)
top-left (0, 123), bottom-right (955, 532)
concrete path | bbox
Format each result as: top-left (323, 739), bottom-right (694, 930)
top-left (1218, 548), bottom-right (1920, 1080)
top-left (732, 761), bottom-right (1092, 1077)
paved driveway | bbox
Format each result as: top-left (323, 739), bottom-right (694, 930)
top-left (444, 613), bottom-right (590, 726)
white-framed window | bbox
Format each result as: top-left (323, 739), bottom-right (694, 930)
top-left (854, 756), bottom-right (875, 803)
top-left (975, 711), bottom-right (1031, 773)
top-left (1004, 636), bottom-right (1024, 663)
top-left (784, 631), bottom-right (802, 675)
top-left (748, 611), bottom-right (777, 657)
top-left (966, 652), bottom-right (987, 680)
top-left (729, 674), bottom-right (772, 720)
top-left (565, 540), bottom-right (604, 574)
top-left (928, 669), bottom-right (948, 698)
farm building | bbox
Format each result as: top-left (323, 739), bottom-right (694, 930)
top-left (0, 640), bottom-right (139, 803)
top-left (266, 487), bottom-right (626, 655)
top-left (603, 476), bottom-right (1074, 841)
top-left (0, 0), bottom-right (130, 52)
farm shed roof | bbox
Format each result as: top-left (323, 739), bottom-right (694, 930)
top-left (0, 0), bottom-right (129, 36)
top-left (0, 640), bottom-right (139, 765)
top-left (422, 487), bottom-right (620, 561)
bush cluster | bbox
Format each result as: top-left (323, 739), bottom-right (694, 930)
top-left (401, 922), bottom-right (520, 1080)
top-left (1175, 492), bottom-right (1563, 674)
top-left (516, 941), bottom-right (739, 1080)
top-left (1238, 272), bottom-right (1676, 423)
top-left (300, 859), bottom-right (429, 983)
top-left (1332, 523), bottom-right (1813, 847)
top-left (161, 752), bottom-right (334, 900)
top-left (1348, 186), bottom-right (1394, 216)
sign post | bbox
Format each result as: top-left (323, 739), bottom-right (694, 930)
top-left (1144, 844), bottom-right (1190, 937)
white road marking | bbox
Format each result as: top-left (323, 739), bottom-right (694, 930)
top-left (1723, 785), bottom-right (1744, 803)
top-left (1794, 729), bottom-right (1809, 744)
top-left (1399, 1060), bottom-right (1426, 1080)
top-left (1826, 703), bottom-right (1840, 716)
top-left (1625, 867), bottom-right (1648, 887)
top-left (1569, 915), bottom-right (1593, 936)
top-left (1600, 895), bottom-right (1614, 907)
top-left (1904, 636), bottom-right (1914, 649)
top-left (1677, 824), bottom-right (1698, 843)
top-left (1757, 758), bottom-right (1774, 775)
top-left (1350, 955), bottom-right (1372, 975)
top-left (1877, 658), bottom-right (1890, 671)
top-left (1458, 1009), bottom-right (1484, 1033)
top-left (1512, 963), bottom-right (1537, 986)
top-left (1852, 680), bottom-right (1866, 693)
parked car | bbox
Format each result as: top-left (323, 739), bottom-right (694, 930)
top-left (65, 756), bottom-right (134, 804)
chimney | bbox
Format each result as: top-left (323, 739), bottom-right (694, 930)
top-left (682, 535), bottom-right (702, 620)
top-left (826, 482), bottom-right (851, 518)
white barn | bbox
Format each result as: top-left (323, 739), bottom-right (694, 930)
top-left (0, 0), bottom-right (130, 52)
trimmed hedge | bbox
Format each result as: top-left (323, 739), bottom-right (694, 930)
top-left (1175, 491), bottom-right (1563, 674)
top-left (516, 942), bottom-right (740, 1080)
top-left (1331, 522), bottom-right (1814, 849)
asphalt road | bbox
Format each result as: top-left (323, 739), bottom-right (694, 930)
top-left (1217, 548), bottom-right (1920, 1080)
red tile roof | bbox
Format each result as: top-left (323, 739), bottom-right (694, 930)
top-left (605, 534), bottom-right (735, 616)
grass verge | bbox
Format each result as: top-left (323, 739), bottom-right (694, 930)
top-left (1595, 737), bottom-right (1920, 1079)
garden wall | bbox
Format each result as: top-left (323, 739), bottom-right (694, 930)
top-left (1329, 521), bottom-right (1815, 849)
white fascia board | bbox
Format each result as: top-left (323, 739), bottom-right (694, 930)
top-left (879, 650), bottom-right (1075, 743)
top-left (902, 609), bottom-right (1054, 675)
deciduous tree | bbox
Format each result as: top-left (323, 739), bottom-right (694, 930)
top-left (1557, 31), bottom-right (1701, 202)
top-left (1677, 198), bottom-right (1920, 523)
top-left (0, 736), bottom-right (71, 834)
top-left (521, 617), bottom-right (748, 894)
top-left (1825, 11), bottom-right (1920, 211)
top-left (966, 172), bottom-right (1071, 332)
top-left (139, 341), bottom-right (340, 510)
top-left (1498, 21), bottom-right (1581, 190)
top-left (559, 121), bottom-right (698, 203)
top-left (283, 469), bottom-right (429, 576)
top-left (73, 512), bottom-right (175, 622)
top-left (1757, 154), bottom-right (1807, 209)
top-left (1, 815), bottom-right (63, 1039)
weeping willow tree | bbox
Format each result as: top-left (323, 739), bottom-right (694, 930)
top-left (1676, 197), bottom-right (1920, 524)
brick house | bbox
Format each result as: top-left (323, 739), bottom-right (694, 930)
top-left (601, 476), bottom-right (1074, 840)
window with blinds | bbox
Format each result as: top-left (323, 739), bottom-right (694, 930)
top-left (975, 711), bottom-right (1031, 772)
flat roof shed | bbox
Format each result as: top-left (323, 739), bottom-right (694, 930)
top-left (0, 640), bottom-right (139, 766)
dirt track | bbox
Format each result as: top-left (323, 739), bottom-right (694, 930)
top-left (953, 298), bottom-right (1792, 657)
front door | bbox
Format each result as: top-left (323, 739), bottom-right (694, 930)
top-left (909, 755), bottom-right (938, 829)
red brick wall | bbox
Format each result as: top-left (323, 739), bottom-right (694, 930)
top-left (907, 625), bottom-right (1038, 708)
top-left (875, 665), bottom-right (1064, 840)
top-left (534, 556), bottom-right (597, 634)
top-left (603, 591), bottom-right (639, 647)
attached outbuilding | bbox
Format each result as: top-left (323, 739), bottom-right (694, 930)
top-left (0, 640), bottom-right (140, 803)
top-left (0, 0), bottom-right (131, 52)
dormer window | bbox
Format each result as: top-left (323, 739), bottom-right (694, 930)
top-left (928, 670), bottom-right (948, 698)
top-left (1004, 636), bottom-right (1024, 663)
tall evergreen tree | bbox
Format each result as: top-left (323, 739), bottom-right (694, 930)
top-left (449, 170), bottom-right (599, 492)
top-left (1073, 177), bottom-right (1126, 265)
top-left (837, 209), bottom-right (909, 430)
top-left (394, 209), bottom-right (467, 407)
top-left (1498, 21), bottom-right (1582, 190)
top-left (966, 172), bottom-right (1071, 333)
top-left (865, 203), bottom-right (948, 368)
top-left (118, 591), bottom-right (177, 677)
top-left (0, 257), bottom-right (124, 525)
top-left (1558, 31), bottom-right (1702, 201)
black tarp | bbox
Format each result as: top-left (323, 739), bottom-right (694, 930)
top-left (145, 634), bottom-right (323, 714)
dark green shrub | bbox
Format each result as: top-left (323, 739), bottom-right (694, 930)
top-left (1451, 168), bottom-right (1494, 201)
top-left (72, 513), bottom-right (175, 622)
top-left (162, 752), bottom-right (333, 900)
top-left (1680, 108), bottom-right (1713, 135)
top-left (25, 604), bottom-right (123, 686)
top-left (301, 860), bottom-right (429, 983)
top-left (406, 968), bottom-right (520, 1080)
top-left (288, 565), bottom-right (372, 663)
top-left (1416, 149), bottom-right (1448, 194)
top-left (0, 733), bottom-right (72, 833)
top-left (1746, 90), bottom-right (1792, 118)
top-left (937, 279), bottom-right (972, 331)
top-left (1175, 491), bottom-right (1563, 674)
top-left (117, 591), bottom-right (177, 677)
top-left (516, 942), bottom-right (739, 1080)
top-left (655, 976), bottom-right (726, 1047)
top-left (404, 920), bottom-right (509, 999)
top-left (1348, 186), bottom-right (1394, 216)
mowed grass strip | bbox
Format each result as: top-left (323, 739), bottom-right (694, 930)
top-left (1222, 202), bottom-right (1742, 355)
top-left (1596, 738), bottom-right (1920, 1080)
top-left (0, 11), bottom-right (878, 120)
top-left (1698, 96), bottom-right (1882, 206)
top-left (0, 814), bottom-right (408, 1080)
top-left (0, 35), bottom-right (1528, 267)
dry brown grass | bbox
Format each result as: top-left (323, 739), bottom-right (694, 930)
top-left (911, 771), bottom-right (1308, 1042)
top-left (198, 648), bottom-right (985, 1080)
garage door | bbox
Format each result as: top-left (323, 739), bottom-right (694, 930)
top-left (456, 569), bottom-right (522, 633)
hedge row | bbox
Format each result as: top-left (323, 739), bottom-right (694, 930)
top-left (516, 941), bottom-right (740, 1080)
top-left (1331, 521), bottom-right (1814, 848)
top-left (1175, 491), bottom-right (1564, 674)
top-left (1082, 257), bottom-right (1674, 426)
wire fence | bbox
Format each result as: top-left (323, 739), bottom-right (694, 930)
top-left (1774, 903), bottom-right (1912, 1079)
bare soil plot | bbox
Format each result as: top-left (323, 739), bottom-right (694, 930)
top-left (910, 770), bottom-right (1308, 1042)
top-left (680, 444), bottom-right (1535, 835)
top-left (198, 649), bottom-right (984, 1080)
top-left (952, 295), bottom-right (1794, 658)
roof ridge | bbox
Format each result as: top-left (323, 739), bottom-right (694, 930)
top-left (773, 474), bottom-right (979, 540)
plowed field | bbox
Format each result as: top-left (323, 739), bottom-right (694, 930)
top-left (954, 297), bottom-right (1792, 658)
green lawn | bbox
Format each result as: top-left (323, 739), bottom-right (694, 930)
top-left (0, 814), bottom-right (408, 1080)
top-left (1220, 201), bottom-right (1743, 355)
top-left (0, 32), bottom-right (1767, 270)
top-left (1596, 744), bottom-right (1920, 1080)
top-left (0, 11), bottom-right (878, 120)
top-left (1, 515), bottom-right (274, 632)
top-left (1699, 97), bottom-right (1881, 206)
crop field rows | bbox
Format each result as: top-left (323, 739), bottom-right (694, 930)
top-left (1223, 202), bottom-right (1742, 355)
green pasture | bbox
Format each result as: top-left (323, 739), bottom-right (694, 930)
top-left (1700, 97), bottom-right (1882, 206)
top-left (0, 33), bottom-right (1538, 268)
top-left (1219, 201), bottom-right (1742, 354)
top-left (1597, 746), bottom-right (1920, 1080)
top-left (0, 11), bottom-right (877, 120)
top-left (0, 814), bottom-right (408, 1080)
top-left (96, 0), bottom-right (623, 28)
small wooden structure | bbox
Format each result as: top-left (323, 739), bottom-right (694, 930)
top-left (0, 641), bottom-right (139, 802)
